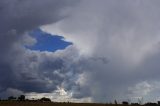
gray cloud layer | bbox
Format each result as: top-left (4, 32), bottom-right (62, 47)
top-left (42, 0), bottom-right (160, 103)
top-left (2, 0), bottom-right (160, 103)
top-left (0, 0), bottom-right (80, 99)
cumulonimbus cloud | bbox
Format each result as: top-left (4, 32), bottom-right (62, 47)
top-left (41, 0), bottom-right (160, 102)
top-left (2, 0), bottom-right (160, 103)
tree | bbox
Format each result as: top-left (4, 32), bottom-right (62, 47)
top-left (114, 100), bottom-right (118, 105)
top-left (40, 97), bottom-right (51, 102)
top-left (18, 95), bottom-right (25, 101)
top-left (122, 101), bottom-right (129, 105)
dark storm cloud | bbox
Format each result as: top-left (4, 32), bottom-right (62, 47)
top-left (3, 0), bottom-right (160, 103)
top-left (0, 0), bottom-right (76, 33)
top-left (0, 0), bottom-right (79, 98)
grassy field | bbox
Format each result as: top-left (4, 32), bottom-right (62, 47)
top-left (0, 101), bottom-right (132, 106)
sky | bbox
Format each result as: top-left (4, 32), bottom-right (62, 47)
top-left (1, 0), bottom-right (160, 103)
top-left (26, 29), bottom-right (72, 52)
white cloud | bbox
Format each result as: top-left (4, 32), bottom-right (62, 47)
top-left (25, 86), bottom-right (92, 103)
top-left (128, 81), bottom-right (152, 98)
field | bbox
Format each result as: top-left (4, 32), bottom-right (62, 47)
top-left (0, 101), bottom-right (133, 106)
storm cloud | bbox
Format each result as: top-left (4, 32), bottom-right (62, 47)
top-left (42, 0), bottom-right (160, 103)
top-left (0, 0), bottom-right (80, 99)
top-left (2, 0), bottom-right (160, 103)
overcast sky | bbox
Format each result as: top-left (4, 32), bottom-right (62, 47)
top-left (1, 0), bottom-right (160, 103)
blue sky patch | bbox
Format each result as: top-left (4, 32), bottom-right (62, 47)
top-left (26, 29), bottom-right (72, 52)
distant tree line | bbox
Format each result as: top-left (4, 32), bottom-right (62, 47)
top-left (2, 95), bottom-right (160, 106)
top-left (0, 95), bottom-right (51, 102)
top-left (120, 101), bottom-right (160, 106)
top-left (105, 99), bottom-right (160, 106)
top-left (8, 95), bottom-right (25, 101)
